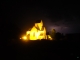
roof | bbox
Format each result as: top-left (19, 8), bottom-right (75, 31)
top-left (35, 20), bottom-right (42, 23)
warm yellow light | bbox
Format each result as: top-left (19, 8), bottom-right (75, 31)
top-left (22, 36), bottom-right (27, 40)
top-left (21, 20), bottom-right (52, 40)
top-left (48, 35), bottom-right (52, 40)
top-left (20, 38), bottom-right (21, 39)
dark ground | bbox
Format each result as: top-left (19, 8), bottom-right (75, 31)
top-left (0, 39), bottom-right (80, 60)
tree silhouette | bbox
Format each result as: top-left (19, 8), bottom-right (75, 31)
top-left (50, 29), bottom-right (56, 40)
top-left (55, 32), bottom-right (62, 40)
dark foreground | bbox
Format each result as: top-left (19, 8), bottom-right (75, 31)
top-left (1, 39), bottom-right (80, 60)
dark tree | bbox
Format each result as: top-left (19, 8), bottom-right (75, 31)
top-left (50, 29), bottom-right (56, 40)
top-left (55, 32), bottom-right (62, 40)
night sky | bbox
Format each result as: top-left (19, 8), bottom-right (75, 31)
top-left (1, 0), bottom-right (80, 34)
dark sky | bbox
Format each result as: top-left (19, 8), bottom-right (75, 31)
top-left (1, 0), bottom-right (80, 34)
